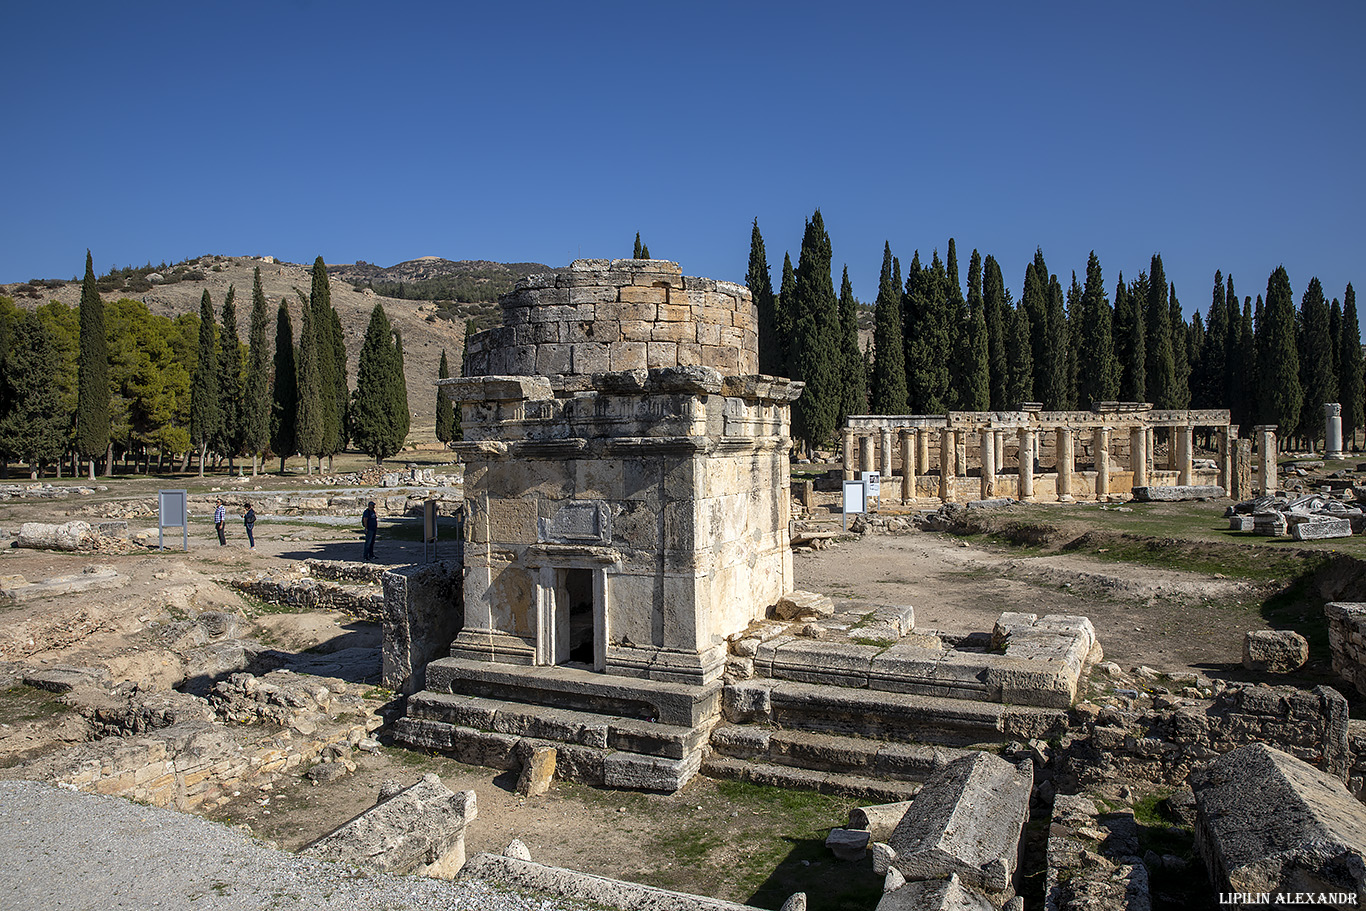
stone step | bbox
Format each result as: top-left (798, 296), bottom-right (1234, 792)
top-left (723, 679), bottom-right (1067, 747)
top-left (424, 657), bottom-right (721, 728)
top-left (405, 691), bottom-right (709, 760)
top-left (708, 723), bottom-right (975, 783)
top-left (700, 755), bottom-right (921, 803)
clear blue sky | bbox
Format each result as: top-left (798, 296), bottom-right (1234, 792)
top-left (4, 1), bottom-right (1362, 318)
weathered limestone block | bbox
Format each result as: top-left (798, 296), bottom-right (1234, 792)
top-left (1242, 630), bottom-right (1309, 674)
top-left (772, 591), bottom-right (835, 621)
top-left (1291, 517), bottom-right (1353, 540)
top-left (301, 773), bottom-right (477, 877)
top-left (16, 521), bottom-right (95, 550)
top-left (875, 873), bottom-right (997, 911)
top-left (1130, 485), bottom-right (1225, 502)
top-left (381, 561), bottom-right (463, 695)
top-left (849, 801), bottom-right (915, 842)
top-left (1190, 743), bottom-right (1366, 899)
top-left (887, 751), bottom-right (1034, 896)
top-left (0, 564), bottom-right (125, 603)
top-left (825, 827), bottom-right (871, 861)
top-left (516, 745), bottom-right (557, 797)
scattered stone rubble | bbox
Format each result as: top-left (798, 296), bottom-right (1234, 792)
top-left (1227, 493), bottom-right (1363, 539)
top-left (0, 483), bottom-right (102, 501)
top-left (229, 559), bottom-right (385, 622)
top-left (1043, 795), bottom-right (1150, 911)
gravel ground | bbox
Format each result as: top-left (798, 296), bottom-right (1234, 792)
top-left (0, 780), bottom-right (586, 911)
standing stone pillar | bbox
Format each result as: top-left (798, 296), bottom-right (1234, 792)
top-left (994, 430), bottom-right (1007, 474)
top-left (1325, 403), bottom-right (1345, 459)
top-left (1233, 437), bottom-right (1253, 500)
top-left (901, 430), bottom-right (917, 504)
top-left (1056, 428), bottom-right (1074, 501)
top-left (939, 430), bottom-right (956, 502)
top-left (1130, 426), bottom-right (1148, 488)
top-left (1217, 426), bottom-right (1233, 492)
top-left (859, 434), bottom-right (875, 475)
top-left (1017, 429), bottom-right (1035, 501)
top-left (842, 428), bottom-right (856, 481)
top-left (1255, 425), bottom-right (1278, 494)
top-left (918, 431), bottom-right (931, 481)
top-left (1094, 427), bottom-right (1111, 499)
top-left (880, 427), bottom-right (894, 483)
top-left (981, 429), bottom-right (996, 499)
top-left (1177, 424), bottom-right (1194, 486)
top-left (1146, 428), bottom-right (1156, 478)
top-left (955, 432), bottom-right (968, 478)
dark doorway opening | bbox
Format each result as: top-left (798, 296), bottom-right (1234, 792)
top-left (564, 568), bottom-right (594, 665)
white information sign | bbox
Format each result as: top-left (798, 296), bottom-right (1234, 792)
top-left (842, 479), bottom-right (867, 531)
top-left (862, 471), bottom-right (881, 498)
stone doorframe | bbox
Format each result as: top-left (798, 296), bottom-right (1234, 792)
top-left (526, 545), bottom-right (620, 673)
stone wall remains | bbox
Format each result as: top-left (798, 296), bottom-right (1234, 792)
top-left (1327, 602), bottom-right (1366, 698)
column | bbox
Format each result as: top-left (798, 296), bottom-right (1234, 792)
top-left (842, 428), bottom-right (856, 481)
top-left (1177, 424), bottom-right (1194, 486)
top-left (1056, 427), bottom-right (1074, 501)
top-left (981, 429), bottom-right (996, 499)
top-left (1167, 429), bottom-right (1179, 470)
top-left (1146, 428), bottom-right (1156, 478)
top-left (1094, 426), bottom-right (1111, 499)
top-left (955, 432), bottom-right (968, 477)
top-left (859, 434), bottom-right (875, 475)
top-left (901, 430), bottom-right (917, 504)
top-left (939, 430), bottom-right (956, 502)
top-left (1256, 425), bottom-right (1278, 494)
top-left (1130, 426), bottom-right (1149, 488)
top-left (918, 431), bottom-right (931, 479)
top-left (1325, 403), bottom-right (1344, 459)
top-left (1217, 426), bottom-right (1232, 492)
top-left (1017, 428), bottom-right (1035, 501)
top-left (995, 430), bottom-right (1007, 474)
top-left (880, 427), bottom-right (894, 482)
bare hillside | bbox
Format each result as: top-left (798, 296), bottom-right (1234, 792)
top-left (9, 256), bottom-right (473, 447)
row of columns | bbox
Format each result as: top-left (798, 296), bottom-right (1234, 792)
top-left (842, 424), bottom-right (1256, 504)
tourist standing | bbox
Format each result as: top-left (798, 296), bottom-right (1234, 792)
top-left (242, 502), bottom-right (256, 549)
top-left (214, 499), bottom-right (227, 546)
top-left (362, 501), bottom-right (378, 561)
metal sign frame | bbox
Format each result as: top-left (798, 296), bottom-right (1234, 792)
top-left (842, 479), bottom-right (867, 532)
top-left (158, 489), bottom-right (189, 551)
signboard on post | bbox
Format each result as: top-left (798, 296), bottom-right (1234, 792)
top-left (158, 489), bottom-right (189, 551)
top-left (861, 470), bottom-right (881, 505)
top-left (423, 498), bottom-right (438, 564)
top-left (842, 479), bottom-right (867, 532)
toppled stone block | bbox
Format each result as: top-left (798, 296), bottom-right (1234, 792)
top-left (1290, 517), bottom-right (1353, 540)
top-left (886, 751), bottom-right (1034, 896)
top-left (23, 665), bottom-right (109, 694)
top-left (1253, 513), bottom-right (1288, 537)
top-left (1190, 742), bottom-right (1366, 898)
top-left (825, 827), bottom-right (871, 861)
top-left (875, 873), bottom-right (996, 911)
top-left (1243, 630), bottom-right (1309, 674)
top-left (849, 801), bottom-right (915, 842)
top-left (0, 564), bottom-right (125, 603)
top-left (1229, 515), bottom-right (1256, 532)
top-left (1131, 485), bottom-right (1225, 502)
top-left (16, 521), bottom-right (95, 550)
top-left (516, 745), bottom-right (557, 797)
top-left (301, 773), bottom-right (477, 877)
top-left (772, 591), bottom-right (835, 621)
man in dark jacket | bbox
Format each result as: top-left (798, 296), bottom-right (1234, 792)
top-left (362, 501), bottom-right (378, 561)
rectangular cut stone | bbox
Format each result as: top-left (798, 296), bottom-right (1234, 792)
top-left (1290, 517), bottom-right (1352, 540)
top-left (1190, 743), bottom-right (1366, 896)
top-left (1131, 485), bottom-right (1226, 501)
top-left (619, 285), bottom-right (667, 305)
top-left (888, 751), bottom-right (1033, 895)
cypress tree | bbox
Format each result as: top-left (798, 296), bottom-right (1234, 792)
top-left (189, 289), bottom-right (218, 477)
top-left (641, 244), bottom-right (650, 259)
top-left (1145, 255), bottom-right (1177, 408)
top-left (900, 250), bottom-right (921, 407)
top-left (455, 319), bottom-right (474, 440)
top-left (352, 303), bottom-right (407, 465)
top-left (633, 233), bottom-right (643, 259)
top-left (0, 312), bottom-right (67, 477)
top-left (870, 242), bottom-right (908, 413)
top-left (961, 250), bottom-right (990, 411)
top-left (1041, 273), bottom-right (1069, 409)
top-left (747, 219), bottom-right (783, 376)
top-left (1296, 276), bottom-right (1335, 447)
top-left (74, 251), bottom-right (110, 479)
top-left (1169, 283), bottom-right (1191, 409)
top-left (435, 348), bottom-right (455, 444)
top-left (1258, 267), bottom-right (1302, 437)
top-left (1339, 284), bottom-right (1364, 450)
top-left (945, 241), bottom-right (976, 410)
top-left (907, 251), bottom-right (951, 413)
top-left (1114, 272), bottom-right (1146, 401)
top-left (329, 306), bottom-right (349, 458)
top-left (776, 252), bottom-right (796, 370)
top-left (393, 327), bottom-right (410, 446)
top-left (1197, 271), bottom-right (1229, 409)
top-left (983, 255), bottom-right (1009, 410)
top-left (295, 291), bottom-right (322, 474)
top-left (1021, 257), bottom-right (1049, 399)
top-left (1065, 272), bottom-right (1083, 409)
top-left (215, 284), bottom-right (243, 471)
top-left (1076, 252), bottom-right (1119, 407)
top-left (788, 210), bottom-right (841, 451)
top-left (242, 268), bottom-right (272, 475)
top-left (308, 257), bottom-right (340, 468)
top-left (837, 266), bottom-right (867, 427)
top-left (1005, 304), bottom-right (1034, 408)
top-left (1188, 313), bottom-right (1205, 410)
top-left (1234, 295), bottom-right (1256, 431)
top-left (270, 298), bottom-right (298, 472)
top-left (1329, 296), bottom-right (1343, 401)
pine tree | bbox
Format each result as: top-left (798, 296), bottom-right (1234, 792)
top-left (837, 266), bottom-right (867, 427)
top-left (435, 348), bottom-right (455, 444)
top-left (1339, 284), bottom-right (1364, 450)
top-left (1258, 267), bottom-right (1302, 437)
top-left (1114, 272), bottom-right (1146, 401)
top-left (74, 251), bottom-right (109, 479)
top-left (242, 268), bottom-right (272, 475)
top-left (633, 233), bottom-right (643, 259)
top-left (1296, 276), bottom-right (1335, 446)
top-left (961, 250), bottom-right (990, 410)
top-left (1005, 304), bottom-right (1034, 408)
top-left (1145, 255), bottom-right (1177, 408)
top-left (870, 242), bottom-right (908, 413)
top-left (747, 220), bottom-right (782, 376)
top-left (295, 291), bottom-right (322, 474)
top-left (189, 289), bottom-right (218, 477)
top-left (270, 298), bottom-right (298, 471)
top-left (352, 303), bottom-right (408, 465)
top-left (1169, 283), bottom-right (1191, 409)
top-left (215, 285), bottom-right (243, 472)
top-left (983, 255), bottom-right (1009, 410)
top-left (1196, 271), bottom-right (1229, 409)
top-left (1076, 252), bottom-right (1119, 407)
top-left (776, 252), bottom-right (796, 370)
top-left (788, 210), bottom-right (841, 451)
